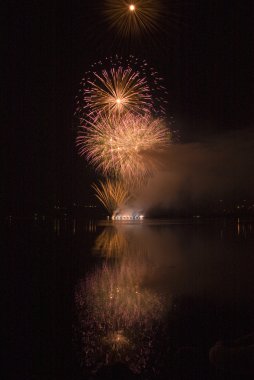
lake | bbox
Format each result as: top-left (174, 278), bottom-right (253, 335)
top-left (3, 217), bottom-right (254, 379)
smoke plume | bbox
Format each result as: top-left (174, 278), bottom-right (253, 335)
top-left (138, 129), bottom-right (254, 211)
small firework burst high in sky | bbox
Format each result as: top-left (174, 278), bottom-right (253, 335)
top-left (77, 112), bottom-right (171, 185)
top-left (75, 55), bottom-right (167, 122)
top-left (104, 0), bottom-right (163, 38)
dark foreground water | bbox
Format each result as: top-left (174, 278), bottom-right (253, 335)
top-left (2, 217), bottom-right (254, 380)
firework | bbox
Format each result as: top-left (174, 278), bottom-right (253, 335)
top-left (77, 112), bottom-right (171, 183)
top-left (84, 67), bottom-right (151, 117)
top-left (93, 179), bottom-right (130, 214)
top-left (75, 55), bottom-right (167, 122)
top-left (104, 0), bottom-right (163, 38)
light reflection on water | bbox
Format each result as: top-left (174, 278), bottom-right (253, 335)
top-left (75, 224), bottom-right (171, 374)
top-left (73, 220), bottom-right (252, 373)
top-left (5, 216), bottom-right (253, 378)
top-left (74, 219), bottom-right (254, 376)
top-left (52, 217), bottom-right (97, 235)
top-left (48, 216), bottom-right (254, 241)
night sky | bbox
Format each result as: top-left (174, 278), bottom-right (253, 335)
top-left (3, 0), bottom-right (253, 214)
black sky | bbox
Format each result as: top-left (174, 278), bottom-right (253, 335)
top-left (2, 0), bottom-right (253, 213)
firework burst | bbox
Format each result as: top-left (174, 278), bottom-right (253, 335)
top-left (77, 112), bottom-right (171, 183)
top-left (104, 0), bottom-right (163, 38)
top-left (75, 55), bottom-right (167, 122)
top-left (93, 179), bottom-right (130, 214)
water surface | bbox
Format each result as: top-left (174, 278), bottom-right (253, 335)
top-left (3, 217), bottom-right (254, 379)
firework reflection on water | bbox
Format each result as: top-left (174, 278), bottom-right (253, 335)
top-left (93, 226), bottom-right (128, 258)
top-left (75, 225), bottom-right (171, 374)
